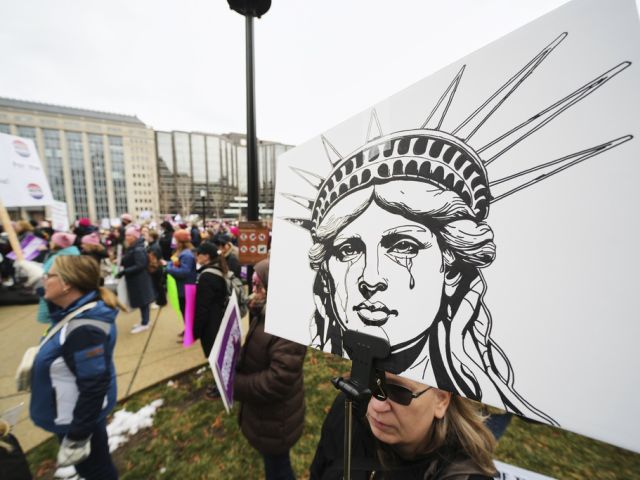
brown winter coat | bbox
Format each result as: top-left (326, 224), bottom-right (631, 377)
top-left (234, 308), bottom-right (307, 455)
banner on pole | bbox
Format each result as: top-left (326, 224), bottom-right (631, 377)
top-left (51, 200), bottom-right (70, 232)
top-left (0, 132), bottom-right (53, 207)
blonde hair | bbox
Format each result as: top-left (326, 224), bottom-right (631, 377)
top-left (423, 395), bottom-right (496, 475)
top-left (53, 256), bottom-right (124, 310)
top-left (375, 394), bottom-right (496, 476)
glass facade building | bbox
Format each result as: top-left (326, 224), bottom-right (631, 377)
top-left (155, 130), bottom-right (292, 219)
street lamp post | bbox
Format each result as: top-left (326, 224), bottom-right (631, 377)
top-left (227, 0), bottom-right (271, 222)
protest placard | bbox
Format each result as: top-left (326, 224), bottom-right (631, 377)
top-left (266, 0), bottom-right (640, 452)
top-left (208, 291), bottom-right (242, 414)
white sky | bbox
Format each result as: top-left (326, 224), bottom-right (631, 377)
top-left (0, 0), bottom-right (579, 146)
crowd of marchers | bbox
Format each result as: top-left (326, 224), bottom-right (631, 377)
top-left (2, 212), bottom-right (500, 480)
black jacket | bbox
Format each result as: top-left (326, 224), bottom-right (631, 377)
top-left (194, 265), bottom-right (228, 357)
top-left (311, 394), bottom-right (494, 480)
top-left (121, 238), bottom-right (155, 308)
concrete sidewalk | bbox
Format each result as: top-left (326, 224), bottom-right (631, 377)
top-left (0, 303), bottom-right (207, 451)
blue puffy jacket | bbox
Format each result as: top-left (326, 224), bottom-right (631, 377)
top-left (165, 249), bottom-right (197, 298)
top-left (30, 291), bottom-right (118, 439)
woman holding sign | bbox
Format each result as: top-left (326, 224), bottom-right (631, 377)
top-left (234, 258), bottom-right (307, 480)
top-left (311, 372), bottom-right (496, 479)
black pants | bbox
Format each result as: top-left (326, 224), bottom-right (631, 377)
top-left (57, 420), bottom-right (117, 480)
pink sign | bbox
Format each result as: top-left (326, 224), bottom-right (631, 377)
top-left (183, 284), bottom-right (196, 347)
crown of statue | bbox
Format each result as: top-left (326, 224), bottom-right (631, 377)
top-left (283, 33), bottom-right (632, 238)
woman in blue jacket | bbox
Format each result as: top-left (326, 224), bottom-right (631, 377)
top-left (31, 255), bottom-right (122, 480)
top-left (164, 229), bottom-right (196, 335)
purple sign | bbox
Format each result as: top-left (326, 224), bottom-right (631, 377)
top-left (209, 298), bottom-right (242, 413)
top-left (7, 233), bottom-right (48, 261)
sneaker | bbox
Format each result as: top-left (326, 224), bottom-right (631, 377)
top-left (150, 303), bottom-right (159, 310)
top-left (131, 324), bottom-right (150, 334)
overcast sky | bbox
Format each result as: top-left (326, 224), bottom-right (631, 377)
top-left (0, 0), bottom-right (593, 146)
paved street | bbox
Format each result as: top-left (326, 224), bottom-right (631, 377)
top-left (0, 303), bottom-right (207, 451)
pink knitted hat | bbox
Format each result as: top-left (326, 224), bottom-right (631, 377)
top-left (51, 232), bottom-right (77, 249)
top-left (81, 232), bottom-right (101, 246)
top-left (125, 226), bottom-right (141, 239)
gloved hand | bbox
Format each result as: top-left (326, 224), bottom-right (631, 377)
top-left (57, 435), bottom-right (91, 467)
top-left (115, 271), bottom-right (124, 279)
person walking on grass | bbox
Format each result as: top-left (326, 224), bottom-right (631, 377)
top-left (116, 226), bottom-right (155, 334)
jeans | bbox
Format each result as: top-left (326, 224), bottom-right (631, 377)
top-left (57, 420), bottom-right (118, 480)
top-left (140, 303), bottom-right (150, 326)
top-left (262, 451), bottom-right (295, 480)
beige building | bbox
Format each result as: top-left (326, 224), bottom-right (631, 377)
top-left (0, 97), bottom-right (159, 223)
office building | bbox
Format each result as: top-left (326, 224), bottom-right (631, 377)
top-left (0, 97), bottom-right (159, 222)
top-left (156, 130), bottom-right (292, 219)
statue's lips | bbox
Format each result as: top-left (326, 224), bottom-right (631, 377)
top-left (353, 302), bottom-right (398, 326)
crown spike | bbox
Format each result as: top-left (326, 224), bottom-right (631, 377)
top-left (281, 192), bottom-right (314, 210)
top-left (422, 65), bottom-right (466, 130)
top-left (321, 135), bottom-right (343, 166)
top-left (282, 217), bottom-right (314, 231)
top-left (290, 166), bottom-right (325, 190)
top-left (367, 109), bottom-right (383, 141)
top-left (490, 135), bottom-right (633, 203)
top-left (481, 61), bottom-right (631, 165)
top-left (452, 32), bottom-right (568, 141)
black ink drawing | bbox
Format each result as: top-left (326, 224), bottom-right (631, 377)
top-left (282, 33), bottom-right (632, 425)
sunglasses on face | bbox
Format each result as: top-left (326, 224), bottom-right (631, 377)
top-left (372, 375), bottom-right (432, 406)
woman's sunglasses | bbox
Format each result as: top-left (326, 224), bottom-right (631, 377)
top-left (373, 375), bottom-right (432, 406)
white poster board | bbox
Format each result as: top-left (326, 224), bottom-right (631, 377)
top-left (0, 132), bottom-right (53, 207)
top-left (51, 200), bottom-right (70, 232)
top-left (266, 0), bottom-right (640, 453)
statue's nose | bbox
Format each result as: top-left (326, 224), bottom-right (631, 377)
top-left (358, 280), bottom-right (387, 300)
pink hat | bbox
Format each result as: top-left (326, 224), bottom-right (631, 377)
top-left (229, 225), bottom-right (239, 237)
top-left (81, 232), bottom-right (101, 246)
top-left (125, 226), bottom-right (141, 239)
top-left (51, 232), bottom-right (77, 249)
top-left (78, 217), bottom-right (92, 227)
top-left (121, 213), bottom-right (133, 223)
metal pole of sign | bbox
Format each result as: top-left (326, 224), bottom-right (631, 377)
top-left (344, 399), bottom-right (353, 480)
top-left (245, 14), bottom-right (259, 223)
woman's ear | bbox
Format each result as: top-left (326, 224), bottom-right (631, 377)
top-left (433, 389), bottom-right (452, 419)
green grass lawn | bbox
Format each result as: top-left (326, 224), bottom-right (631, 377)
top-left (28, 349), bottom-right (640, 479)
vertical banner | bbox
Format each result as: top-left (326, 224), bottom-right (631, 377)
top-left (183, 284), bottom-right (196, 347)
top-left (208, 291), bottom-right (242, 413)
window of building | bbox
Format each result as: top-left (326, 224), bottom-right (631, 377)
top-left (43, 129), bottom-right (66, 202)
top-left (65, 131), bottom-right (89, 219)
top-left (88, 134), bottom-right (109, 219)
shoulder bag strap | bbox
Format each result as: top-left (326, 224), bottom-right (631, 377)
top-left (40, 301), bottom-right (99, 346)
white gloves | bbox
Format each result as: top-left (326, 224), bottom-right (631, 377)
top-left (57, 435), bottom-right (91, 467)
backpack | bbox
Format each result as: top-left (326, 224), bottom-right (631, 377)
top-left (201, 268), bottom-right (249, 318)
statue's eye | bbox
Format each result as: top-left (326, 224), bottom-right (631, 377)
top-left (334, 239), bottom-right (364, 262)
top-left (388, 239), bottom-right (420, 256)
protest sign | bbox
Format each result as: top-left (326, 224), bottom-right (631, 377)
top-left (238, 221), bottom-right (269, 265)
top-left (0, 132), bottom-right (53, 207)
top-left (208, 291), bottom-right (242, 414)
top-left (6, 234), bottom-right (47, 261)
top-left (166, 275), bottom-right (183, 323)
top-left (51, 201), bottom-right (70, 232)
top-left (266, 0), bottom-right (640, 452)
